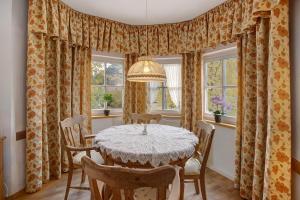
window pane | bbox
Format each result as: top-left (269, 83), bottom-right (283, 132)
top-left (150, 86), bottom-right (163, 111)
top-left (92, 62), bottom-right (105, 85)
top-left (224, 88), bottom-right (237, 116)
top-left (106, 63), bottom-right (123, 86)
top-left (206, 88), bottom-right (222, 113)
top-left (225, 58), bottom-right (237, 86)
top-left (91, 86), bottom-right (105, 109)
top-left (206, 60), bottom-right (222, 86)
top-left (106, 86), bottom-right (123, 109)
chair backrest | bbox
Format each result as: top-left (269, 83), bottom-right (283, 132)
top-left (129, 113), bottom-right (162, 124)
top-left (59, 115), bottom-right (88, 161)
top-left (195, 121), bottom-right (215, 172)
top-left (82, 156), bottom-right (176, 200)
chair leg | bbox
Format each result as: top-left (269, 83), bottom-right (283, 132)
top-left (81, 168), bottom-right (86, 184)
top-left (199, 176), bottom-right (207, 200)
top-left (64, 168), bottom-right (73, 200)
top-left (193, 178), bottom-right (200, 194)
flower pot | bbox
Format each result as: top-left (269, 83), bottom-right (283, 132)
top-left (104, 109), bottom-right (110, 116)
top-left (214, 114), bottom-right (222, 123)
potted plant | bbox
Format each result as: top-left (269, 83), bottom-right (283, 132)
top-left (103, 93), bottom-right (113, 116)
top-left (211, 96), bottom-right (232, 123)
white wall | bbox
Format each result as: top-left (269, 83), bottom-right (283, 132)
top-left (290, 0), bottom-right (300, 199)
top-left (92, 118), bottom-right (236, 180)
top-left (0, 0), bottom-right (27, 196)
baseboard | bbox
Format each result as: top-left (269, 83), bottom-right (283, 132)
top-left (207, 165), bottom-right (234, 181)
top-left (292, 157), bottom-right (300, 175)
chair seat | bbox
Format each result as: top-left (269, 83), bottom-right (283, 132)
top-left (73, 150), bottom-right (104, 165)
top-left (184, 157), bottom-right (201, 175)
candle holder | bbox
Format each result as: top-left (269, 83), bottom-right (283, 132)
top-left (142, 124), bottom-right (148, 135)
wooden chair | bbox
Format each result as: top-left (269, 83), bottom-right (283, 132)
top-left (184, 121), bottom-right (215, 200)
top-left (82, 156), bottom-right (181, 200)
top-left (129, 113), bottom-right (162, 124)
top-left (60, 115), bottom-right (104, 200)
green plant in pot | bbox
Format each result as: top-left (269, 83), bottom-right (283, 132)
top-left (103, 93), bottom-right (113, 116)
top-left (211, 96), bottom-right (232, 123)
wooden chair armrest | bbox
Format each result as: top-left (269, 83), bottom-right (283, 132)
top-left (168, 166), bottom-right (181, 200)
top-left (84, 134), bottom-right (96, 139)
top-left (66, 145), bottom-right (96, 152)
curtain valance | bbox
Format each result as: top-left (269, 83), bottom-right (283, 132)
top-left (28, 0), bottom-right (277, 55)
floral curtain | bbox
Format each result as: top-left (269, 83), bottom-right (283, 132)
top-left (181, 52), bottom-right (202, 132)
top-left (235, 0), bottom-right (291, 198)
top-left (123, 54), bottom-right (147, 123)
top-left (28, 0), bottom-right (274, 56)
top-left (26, 33), bottom-right (91, 192)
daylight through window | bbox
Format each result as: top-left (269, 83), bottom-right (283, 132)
top-left (91, 55), bottom-right (124, 111)
top-left (149, 63), bottom-right (181, 112)
top-left (203, 47), bottom-right (238, 121)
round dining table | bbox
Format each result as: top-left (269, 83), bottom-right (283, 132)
top-left (94, 124), bottom-right (198, 200)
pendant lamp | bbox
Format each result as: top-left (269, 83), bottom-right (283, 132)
top-left (127, 0), bottom-right (166, 82)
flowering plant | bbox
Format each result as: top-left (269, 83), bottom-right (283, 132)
top-left (211, 96), bottom-right (232, 115)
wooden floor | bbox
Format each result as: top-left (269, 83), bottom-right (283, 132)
top-left (14, 169), bottom-right (241, 200)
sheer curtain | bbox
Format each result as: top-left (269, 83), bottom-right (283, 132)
top-left (149, 82), bottom-right (160, 105)
top-left (164, 64), bottom-right (181, 109)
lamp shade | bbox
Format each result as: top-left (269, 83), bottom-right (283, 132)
top-left (127, 56), bottom-right (166, 82)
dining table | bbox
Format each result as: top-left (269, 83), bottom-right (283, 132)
top-left (94, 124), bottom-right (198, 200)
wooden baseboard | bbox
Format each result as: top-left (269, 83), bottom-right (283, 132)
top-left (16, 130), bottom-right (26, 141)
top-left (292, 157), bottom-right (300, 175)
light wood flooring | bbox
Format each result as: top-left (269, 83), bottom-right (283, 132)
top-left (13, 169), bottom-right (241, 200)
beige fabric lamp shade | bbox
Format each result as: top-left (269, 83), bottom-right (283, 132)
top-left (127, 56), bottom-right (166, 82)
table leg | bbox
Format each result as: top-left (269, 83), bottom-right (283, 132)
top-left (179, 165), bottom-right (184, 200)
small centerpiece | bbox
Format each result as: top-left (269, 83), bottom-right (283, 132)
top-left (141, 123), bottom-right (148, 135)
top-left (211, 96), bottom-right (232, 123)
top-left (103, 93), bottom-right (113, 116)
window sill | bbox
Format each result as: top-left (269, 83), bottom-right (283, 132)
top-left (92, 114), bottom-right (122, 119)
top-left (205, 120), bottom-right (236, 129)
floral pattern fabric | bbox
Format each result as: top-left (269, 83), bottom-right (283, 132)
top-left (28, 0), bottom-right (273, 55)
top-left (123, 54), bottom-right (147, 124)
top-left (235, 0), bottom-right (291, 199)
top-left (181, 52), bottom-right (202, 132)
top-left (26, 34), bottom-right (91, 192)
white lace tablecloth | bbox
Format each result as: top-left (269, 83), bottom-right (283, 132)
top-left (95, 124), bottom-right (198, 167)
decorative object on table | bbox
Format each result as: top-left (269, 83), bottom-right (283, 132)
top-left (142, 123), bottom-right (148, 135)
top-left (103, 93), bottom-right (113, 116)
top-left (211, 96), bottom-right (232, 123)
top-left (126, 0), bottom-right (166, 83)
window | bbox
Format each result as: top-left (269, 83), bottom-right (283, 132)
top-left (91, 53), bottom-right (124, 113)
top-left (203, 47), bottom-right (238, 122)
top-left (148, 58), bottom-right (181, 113)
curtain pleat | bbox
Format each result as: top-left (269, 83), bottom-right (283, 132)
top-left (123, 54), bottom-right (147, 123)
top-left (28, 0), bottom-right (280, 55)
top-left (26, 35), bottom-right (92, 192)
top-left (181, 52), bottom-right (202, 132)
top-left (235, 13), bottom-right (291, 199)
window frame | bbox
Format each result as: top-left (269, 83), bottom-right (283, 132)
top-left (91, 53), bottom-right (124, 115)
top-left (148, 56), bottom-right (182, 115)
top-left (202, 46), bottom-right (238, 124)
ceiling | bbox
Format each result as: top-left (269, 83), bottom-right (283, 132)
top-left (62, 0), bottom-right (227, 25)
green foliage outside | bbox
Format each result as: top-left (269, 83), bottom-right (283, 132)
top-left (91, 61), bottom-right (123, 110)
top-left (206, 58), bottom-right (237, 117)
